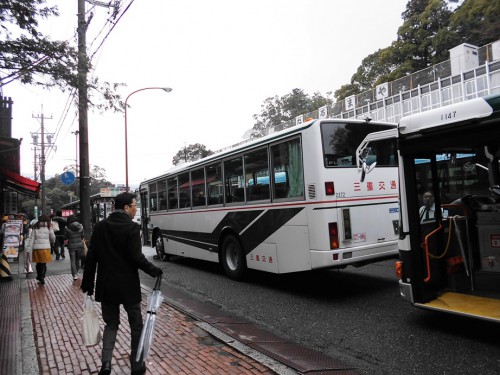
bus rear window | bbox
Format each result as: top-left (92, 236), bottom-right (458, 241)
top-left (321, 122), bottom-right (396, 168)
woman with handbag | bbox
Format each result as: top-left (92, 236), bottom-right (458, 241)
top-left (30, 215), bottom-right (55, 285)
top-left (64, 215), bottom-right (84, 280)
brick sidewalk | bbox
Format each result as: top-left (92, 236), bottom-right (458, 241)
top-left (28, 274), bottom-right (274, 375)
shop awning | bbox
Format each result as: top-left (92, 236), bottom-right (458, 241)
top-left (0, 168), bottom-right (40, 197)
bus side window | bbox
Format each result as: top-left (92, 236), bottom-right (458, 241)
top-left (244, 148), bottom-right (270, 202)
top-left (249, 184), bottom-right (270, 201)
top-left (224, 157), bottom-right (243, 204)
top-left (149, 182), bottom-right (158, 212)
top-left (271, 138), bottom-right (304, 200)
top-left (191, 168), bottom-right (206, 207)
top-left (167, 176), bottom-right (178, 210)
top-left (159, 199), bottom-right (167, 210)
top-left (206, 163), bottom-right (223, 206)
top-left (274, 181), bottom-right (288, 199)
top-left (234, 187), bottom-right (245, 202)
top-left (178, 172), bottom-right (190, 208)
top-left (158, 179), bottom-right (167, 210)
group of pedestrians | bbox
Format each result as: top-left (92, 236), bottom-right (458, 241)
top-left (25, 210), bottom-right (85, 284)
top-left (4, 193), bottom-right (161, 374)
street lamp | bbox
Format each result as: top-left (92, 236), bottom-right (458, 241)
top-left (124, 87), bottom-right (172, 191)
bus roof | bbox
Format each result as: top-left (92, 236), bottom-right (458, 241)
top-left (142, 117), bottom-right (396, 185)
top-left (398, 94), bottom-right (500, 135)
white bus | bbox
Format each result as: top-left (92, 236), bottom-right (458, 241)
top-left (358, 94), bottom-right (500, 322)
top-left (140, 118), bottom-right (399, 280)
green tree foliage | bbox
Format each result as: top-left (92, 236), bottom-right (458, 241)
top-left (339, 0), bottom-right (499, 94)
top-left (0, 0), bottom-right (123, 112)
top-left (252, 89), bottom-right (332, 137)
top-left (450, 0), bottom-right (500, 47)
top-left (0, 1), bottom-right (77, 88)
top-left (390, 0), bottom-right (455, 77)
top-left (334, 83), bottom-right (362, 102)
top-left (172, 143), bottom-right (214, 166)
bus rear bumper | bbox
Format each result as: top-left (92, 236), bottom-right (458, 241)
top-left (399, 280), bottom-right (414, 303)
top-left (310, 242), bottom-right (398, 269)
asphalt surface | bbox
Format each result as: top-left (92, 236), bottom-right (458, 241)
top-left (1, 247), bottom-right (366, 374)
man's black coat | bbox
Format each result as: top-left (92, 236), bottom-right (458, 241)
top-left (81, 211), bottom-right (159, 305)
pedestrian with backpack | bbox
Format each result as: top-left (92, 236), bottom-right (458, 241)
top-left (64, 215), bottom-right (84, 280)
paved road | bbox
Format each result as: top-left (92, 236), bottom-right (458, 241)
top-left (44, 247), bottom-right (500, 374)
top-left (142, 250), bottom-right (500, 375)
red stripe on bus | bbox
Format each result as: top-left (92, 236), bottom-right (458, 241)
top-left (149, 194), bottom-right (399, 216)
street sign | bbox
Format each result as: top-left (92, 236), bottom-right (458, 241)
top-left (61, 171), bottom-right (76, 185)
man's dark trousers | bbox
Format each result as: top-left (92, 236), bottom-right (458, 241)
top-left (55, 235), bottom-right (65, 258)
top-left (101, 302), bottom-right (143, 366)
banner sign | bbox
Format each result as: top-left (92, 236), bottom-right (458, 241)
top-left (1, 220), bottom-right (22, 260)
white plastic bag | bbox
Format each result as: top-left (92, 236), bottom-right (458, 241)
top-left (82, 295), bottom-right (102, 346)
top-left (24, 255), bottom-right (33, 274)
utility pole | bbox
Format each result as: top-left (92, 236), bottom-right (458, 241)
top-left (32, 106), bottom-right (53, 215)
top-left (32, 144), bottom-right (38, 209)
top-left (32, 142), bottom-right (38, 181)
top-left (77, 0), bottom-right (91, 239)
top-left (77, 0), bottom-right (116, 239)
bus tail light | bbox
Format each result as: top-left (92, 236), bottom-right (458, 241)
top-left (395, 261), bottom-right (403, 280)
top-left (329, 222), bottom-right (339, 249)
top-left (325, 181), bottom-right (335, 195)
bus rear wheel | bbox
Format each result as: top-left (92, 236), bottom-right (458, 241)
top-left (155, 235), bottom-right (170, 261)
top-left (221, 234), bottom-right (246, 280)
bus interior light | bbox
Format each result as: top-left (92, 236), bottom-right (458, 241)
top-left (329, 222), bottom-right (339, 249)
top-left (325, 181), bottom-right (335, 195)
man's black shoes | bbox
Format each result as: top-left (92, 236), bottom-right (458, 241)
top-left (131, 362), bottom-right (146, 375)
top-left (98, 361), bottom-right (111, 375)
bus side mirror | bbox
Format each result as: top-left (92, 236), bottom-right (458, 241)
top-left (490, 185), bottom-right (500, 197)
top-left (360, 161), bottom-right (377, 183)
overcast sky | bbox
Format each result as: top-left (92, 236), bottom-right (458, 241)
top-left (6, 0), bottom-right (407, 188)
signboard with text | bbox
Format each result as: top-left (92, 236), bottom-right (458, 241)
top-left (100, 187), bottom-right (127, 197)
top-left (1, 220), bottom-right (22, 260)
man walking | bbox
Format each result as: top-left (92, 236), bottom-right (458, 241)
top-left (81, 192), bottom-right (162, 375)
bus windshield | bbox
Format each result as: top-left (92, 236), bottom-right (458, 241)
top-left (413, 148), bottom-right (494, 204)
top-left (321, 122), bottom-right (396, 167)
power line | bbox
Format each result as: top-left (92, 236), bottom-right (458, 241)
top-left (89, 0), bottom-right (136, 61)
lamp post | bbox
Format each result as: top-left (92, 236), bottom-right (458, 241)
top-left (124, 87), bottom-right (172, 191)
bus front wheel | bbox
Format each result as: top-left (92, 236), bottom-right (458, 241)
top-left (221, 234), bottom-right (246, 280)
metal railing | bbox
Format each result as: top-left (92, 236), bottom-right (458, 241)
top-left (269, 40), bottom-right (500, 132)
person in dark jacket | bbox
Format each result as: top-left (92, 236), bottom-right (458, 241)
top-left (81, 192), bottom-right (162, 375)
top-left (64, 215), bottom-right (84, 280)
top-left (51, 210), bottom-right (67, 259)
